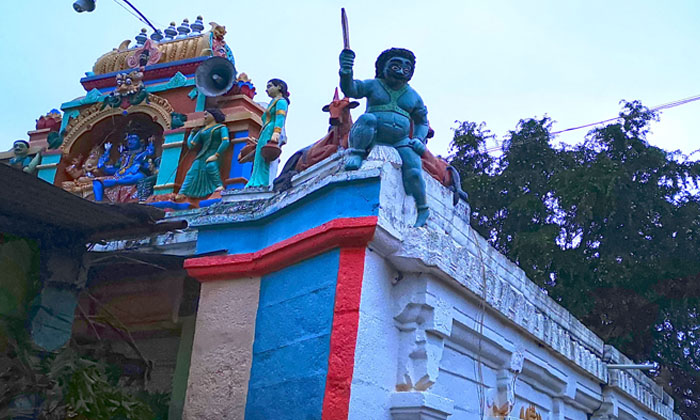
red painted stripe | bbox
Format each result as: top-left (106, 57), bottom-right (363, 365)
top-left (184, 216), bottom-right (377, 282)
top-left (322, 247), bottom-right (366, 420)
top-left (81, 60), bottom-right (203, 90)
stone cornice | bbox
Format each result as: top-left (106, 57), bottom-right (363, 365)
top-left (184, 216), bottom-right (377, 282)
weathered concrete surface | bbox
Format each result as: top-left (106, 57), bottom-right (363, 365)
top-left (182, 276), bottom-right (260, 420)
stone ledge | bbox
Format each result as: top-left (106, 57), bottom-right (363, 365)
top-left (389, 392), bottom-right (454, 420)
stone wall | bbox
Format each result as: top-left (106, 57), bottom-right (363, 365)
top-left (354, 150), bottom-right (679, 420)
top-left (173, 149), bottom-right (680, 420)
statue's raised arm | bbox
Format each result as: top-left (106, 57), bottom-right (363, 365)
top-left (340, 47), bottom-right (431, 227)
top-left (338, 49), bottom-right (370, 99)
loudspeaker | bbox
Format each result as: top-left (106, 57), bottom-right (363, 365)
top-left (73, 0), bottom-right (96, 12)
top-left (195, 57), bottom-right (237, 97)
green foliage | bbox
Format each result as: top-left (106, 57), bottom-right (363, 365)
top-left (450, 101), bottom-right (700, 419)
top-left (0, 234), bottom-right (168, 420)
top-left (1, 343), bottom-right (161, 419)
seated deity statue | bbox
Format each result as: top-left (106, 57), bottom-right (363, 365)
top-left (92, 133), bottom-right (155, 202)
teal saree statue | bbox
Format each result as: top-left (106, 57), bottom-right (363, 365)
top-left (339, 48), bottom-right (430, 227)
top-left (178, 108), bottom-right (230, 198)
top-left (245, 79), bottom-right (290, 188)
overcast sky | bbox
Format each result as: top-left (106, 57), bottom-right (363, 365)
top-left (1, 0), bottom-right (699, 162)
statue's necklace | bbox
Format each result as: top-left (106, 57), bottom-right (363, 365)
top-left (118, 153), bottom-right (135, 175)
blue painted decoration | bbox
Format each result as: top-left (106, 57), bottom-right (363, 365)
top-left (245, 250), bottom-right (340, 420)
top-left (195, 177), bottom-right (380, 256)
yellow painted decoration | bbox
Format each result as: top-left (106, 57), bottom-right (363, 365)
top-left (488, 402), bottom-right (513, 420)
top-left (519, 405), bottom-right (542, 420)
top-left (93, 35), bottom-right (210, 75)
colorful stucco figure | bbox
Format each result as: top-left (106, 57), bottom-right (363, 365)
top-left (92, 133), bottom-right (155, 201)
top-left (519, 405), bottom-right (543, 420)
top-left (177, 108), bottom-right (230, 198)
top-left (339, 47), bottom-right (430, 227)
top-left (8, 140), bottom-right (42, 174)
top-left (206, 21), bottom-right (236, 68)
top-left (245, 79), bottom-right (289, 188)
top-left (102, 70), bottom-right (149, 109)
top-left (273, 89), bottom-right (359, 191)
top-left (126, 39), bottom-right (162, 68)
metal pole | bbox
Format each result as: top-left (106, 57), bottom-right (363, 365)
top-left (607, 364), bottom-right (655, 370)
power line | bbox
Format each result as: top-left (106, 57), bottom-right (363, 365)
top-left (111, 0), bottom-right (159, 33)
top-left (120, 0), bottom-right (159, 33)
top-left (111, 0), bottom-right (148, 27)
top-left (551, 93), bottom-right (700, 136)
top-left (478, 93), bottom-right (700, 155)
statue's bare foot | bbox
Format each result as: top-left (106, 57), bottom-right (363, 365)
top-left (214, 186), bottom-right (224, 192)
top-left (414, 207), bottom-right (430, 227)
top-left (345, 154), bottom-right (363, 171)
top-left (174, 194), bottom-right (186, 201)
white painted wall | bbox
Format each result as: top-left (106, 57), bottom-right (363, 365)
top-left (348, 152), bottom-right (679, 420)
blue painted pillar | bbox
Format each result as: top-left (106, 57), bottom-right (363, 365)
top-left (37, 152), bottom-right (61, 184)
top-left (195, 90), bottom-right (207, 112)
top-left (226, 130), bottom-right (253, 189)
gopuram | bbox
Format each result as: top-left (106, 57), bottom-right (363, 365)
top-left (1, 12), bottom-right (681, 420)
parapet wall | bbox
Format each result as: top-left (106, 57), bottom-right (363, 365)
top-left (176, 147), bottom-right (679, 420)
top-left (365, 147), bottom-right (677, 419)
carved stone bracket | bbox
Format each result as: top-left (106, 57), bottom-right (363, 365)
top-left (389, 392), bottom-right (454, 420)
top-left (394, 284), bottom-right (452, 392)
top-left (590, 388), bottom-right (618, 420)
top-left (485, 351), bottom-right (524, 420)
top-left (550, 398), bottom-right (565, 420)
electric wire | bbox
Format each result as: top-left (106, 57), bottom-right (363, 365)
top-left (470, 229), bottom-right (488, 419)
top-left (120, 0), bottom-right (159, 33)
top-left (111, 0), bottom-right (149, 27)
top-left (477, 93), bottom-right (700, 155)
top-left (110, 0), bottom-right (159, 33)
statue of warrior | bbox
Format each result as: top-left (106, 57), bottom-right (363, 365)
top-left (339, 47), bottom-right (430, 227)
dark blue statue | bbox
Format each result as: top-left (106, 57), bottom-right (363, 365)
top-left (339, 47), bottom-right (430, 226)
top-left (92, 133), bottom-right (155, 201)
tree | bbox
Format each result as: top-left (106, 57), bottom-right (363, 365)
top-left (450, 101), bottom-right (700, 420)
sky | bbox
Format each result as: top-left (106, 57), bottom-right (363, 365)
top-left (1, 0), bottom-right (700, 163)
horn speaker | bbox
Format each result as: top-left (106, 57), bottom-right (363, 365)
top-left (73, 0), bottom-right (96, 12)
top-left (195, 57), bottom-right (237, 97)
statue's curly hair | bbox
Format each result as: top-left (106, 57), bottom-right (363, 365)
top-left (205, 107), bottom-right (226, 123)
top-left (375, 48), bottom-right (416, 79)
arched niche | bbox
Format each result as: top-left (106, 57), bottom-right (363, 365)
top-left (55, 111), bottom-right (166, 187)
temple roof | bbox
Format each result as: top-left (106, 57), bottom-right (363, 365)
top-left (0, 164), bottom-right (185, 245)
top-left (91, 17), bottom-right (230, 75)
top-left (93, 34), bottom-right (209, 75)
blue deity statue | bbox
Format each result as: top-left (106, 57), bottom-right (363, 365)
top-left (339, 47), bottom-right (430, 227)
top-left (92, 133), bottom-right (155, 201)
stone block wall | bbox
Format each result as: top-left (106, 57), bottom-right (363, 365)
top-left (177, 152), bottom-right (679, 420)
top-left (245, 250), bottom-right (340, 419)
